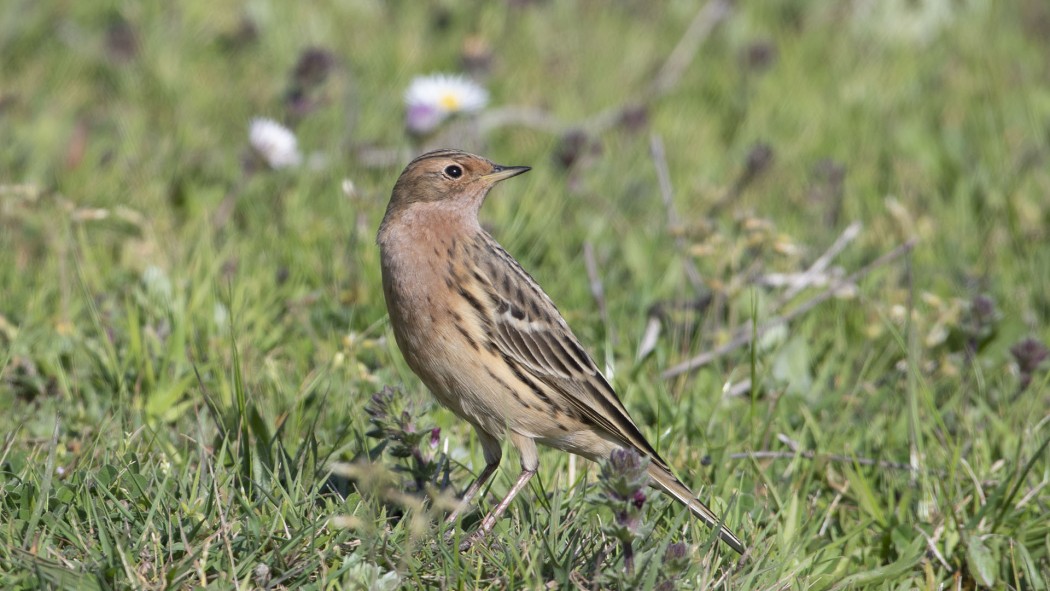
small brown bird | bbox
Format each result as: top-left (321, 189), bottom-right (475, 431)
top-left (377, 149), bottom-right (745, 554)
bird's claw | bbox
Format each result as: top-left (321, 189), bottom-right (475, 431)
top-left (457, 529), bottom-right (488, 552)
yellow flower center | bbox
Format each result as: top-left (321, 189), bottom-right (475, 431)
top-left (439, 93), bottom-right (461, 111)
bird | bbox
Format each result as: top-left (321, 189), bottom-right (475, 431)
top-left (376, 148), bottom-right (745, 554)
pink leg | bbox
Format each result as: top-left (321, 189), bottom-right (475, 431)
top-left (446, 428), bottom-right (503, 524)
top-left (478, 467), bottom-right (536, 534)
top-left (445, 461), bottom-right (499, 524)
top-left (460, 432), bottom-right (538, 550)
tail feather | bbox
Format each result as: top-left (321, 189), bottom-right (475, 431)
top-left (647, 463), bottom-right (746, 555)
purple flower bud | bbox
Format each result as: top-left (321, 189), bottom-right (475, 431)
top-left (615, 509), bottom-right (631, 526)
top-left (293, 48), bottom-right (335, 88)
top-left (429, 427), bottom-right (441, 449)
top-left (632, 490), bottom-right (646, 509)
top-left (554, 130), bottom-right (589, 169)
top-left (744, 143), bottom-right (774, 178)
top-left (662, 541), bottom-right (690, 574)
top-left (742, 40), bottom-right (777, 72)
top-left (664, 541), bottom-right (688, 562)
top-left (610, 448), bottom-right (642, 473)
top-left (618, 104), bottom-right (648, 133)
top-left (1011, 337), bottom-right (1049, 374)
top-left (971, 294), bottom-right (997, 325)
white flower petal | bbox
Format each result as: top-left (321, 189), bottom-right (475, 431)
top-left (404, 73), bottom-right (488, 125)
top-left (249, 117), bottom-right (302, 169)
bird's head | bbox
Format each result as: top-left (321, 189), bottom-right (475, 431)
top-left (384, 149), bottom-right (530, 219)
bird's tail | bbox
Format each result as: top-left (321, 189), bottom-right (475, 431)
top-left (647, 462), bottom-right (746, 555)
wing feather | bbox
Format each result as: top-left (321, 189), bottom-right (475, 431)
top-left (475, 234), bottom-right (668, 466)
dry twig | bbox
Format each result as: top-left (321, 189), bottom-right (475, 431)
top-left (774, 221), bottom-right (862, 304)
top-left (650, 133), bottom-right (706, 295)
top-left (583, 241), bottom-right (614, 345)
top-left (662, 238), bottom-right (918, 379)
top-left (652, 0), bottom-right (734, 97)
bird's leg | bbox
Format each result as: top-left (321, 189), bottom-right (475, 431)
top-left (460, 433), bottom-right (537, 550)
top-left (459, 467), bottom-right (537, 551)
top-left (477, 466), bottom-right (536, 534)
top-left (445, 461), bottom-right (499, 524)
top-left (446, 428), bottom-right (502, 525)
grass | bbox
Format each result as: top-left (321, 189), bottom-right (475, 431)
top-left (2, 0), bottom-right (1049, 588)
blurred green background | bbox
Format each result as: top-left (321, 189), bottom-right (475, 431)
top-left (1, 0), bottom-right (1048, 588)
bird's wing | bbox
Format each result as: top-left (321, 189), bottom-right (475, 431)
top-left (475, 236), bottom-right (668, 465)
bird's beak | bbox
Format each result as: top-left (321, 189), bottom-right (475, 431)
top-left (482, 165), bottom-right (531, 184)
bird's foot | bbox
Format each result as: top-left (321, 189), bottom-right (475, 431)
top-left (458, 529), bottom-right (489, 552)
top-left (459, 529), bottom-right (482, 554)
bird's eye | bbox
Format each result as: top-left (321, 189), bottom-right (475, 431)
top-left (444, 165), bottom-right (463, 179)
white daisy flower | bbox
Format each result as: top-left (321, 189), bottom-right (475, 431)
top-left (404, 73), bottom-right (488, 134)
top-left (249, 117), bottom-right (302, 169)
